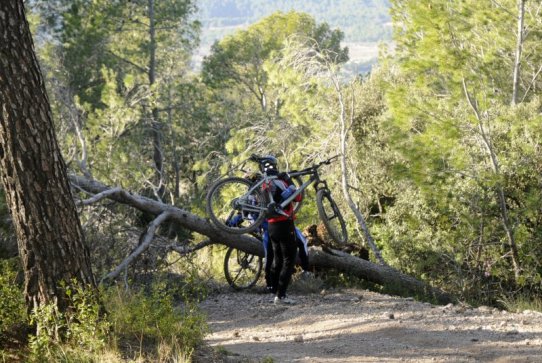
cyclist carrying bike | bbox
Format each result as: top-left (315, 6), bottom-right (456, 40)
top-left (258, 155), bottom-right (302, 305)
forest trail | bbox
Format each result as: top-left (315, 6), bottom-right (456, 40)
top-left (196, 280), bottom-right (542, 362)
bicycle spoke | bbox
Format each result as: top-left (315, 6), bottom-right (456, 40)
top-left (232, 267), bottom-right (244, 283)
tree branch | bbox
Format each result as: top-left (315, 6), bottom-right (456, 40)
top-left (101, 211), bottom-right (172, 283)
top-left (168, 239), bottom-right (216, 255)
top-left (105, 50), bottom-right (148, 74)
top-left (77, 187), bottom-right (123, 206)
top-left (69, 174), bottom-right (453, 303)
top-left (520, 64), bottom-right (542, 103)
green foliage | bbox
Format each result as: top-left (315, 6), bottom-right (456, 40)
top-left (380, 0), bottom-right (542, 302)
top-left (0, 259), bottom-right (26, 337)
top-left (28, 282), bottom-right (110, 362)
top-left (104, 281), bottom-right (208, 361)
top-left (199, 11), bottom-right (351, 206)
top-left (21, 277), bottom-right (207, 362)
top-left (202, 11), bottom-right (347, 99)
top-left (32, 0), bottom-right (210, 204)
top-left (27, 0), bottom-right (542, 311)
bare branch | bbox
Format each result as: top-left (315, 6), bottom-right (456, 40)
top-left (511, 0), bottom-right (526, 105)
top-left (520, 64), bottom-right (542, 103)
top-left (461, 79), bottom-right (482, 121)
top-left (77, 187), bottom-right (123, 206)
top-left (461, 79), bottom-right (521, 280)
top-left (105, 50), bottom-right (148, 74)
top-left (168, 239), bottom-right (216, 255)
top-left (101, 211), bottom-right (172, 283)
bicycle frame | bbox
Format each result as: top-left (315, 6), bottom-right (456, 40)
top-left (236, 159), bottom-right (332, 217)
top-left (279, 169), bottom-right (326, 209)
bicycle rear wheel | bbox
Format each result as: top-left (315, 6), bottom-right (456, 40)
top-left (316, 189), bottom-right (348, 245)
top-left (206, 177), bottom-right (266, 234)
top-left (224, 247), bottom-right (263, 290)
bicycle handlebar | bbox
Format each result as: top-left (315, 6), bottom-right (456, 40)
top-left (247, 153), bottom-right (340, 174)
top-left (289, 155), bottom-right (340, 175)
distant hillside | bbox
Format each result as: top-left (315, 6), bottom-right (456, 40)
top-left (197, 0), bottom-right (391, 43)
top-left (193, 0), bottom-right (392, 74)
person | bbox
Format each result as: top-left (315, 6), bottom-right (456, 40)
top-left (259, 155), bottom-right (302, 305)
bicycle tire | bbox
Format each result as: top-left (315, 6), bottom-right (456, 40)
top-left (206, 177), bottom-right (267, 234)
top-left (316, 189), bottom-right (348, 245)
top-left (224, 247), bottom-right (263, 290)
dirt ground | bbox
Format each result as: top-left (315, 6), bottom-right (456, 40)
top-left (196, 277), bottom-right (542, 363)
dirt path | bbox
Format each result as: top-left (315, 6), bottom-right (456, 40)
top-left (197, 281), bottom-right (542, 362)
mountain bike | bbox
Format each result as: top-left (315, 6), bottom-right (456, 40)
top-left (206, 154), bottom-right (348, 245)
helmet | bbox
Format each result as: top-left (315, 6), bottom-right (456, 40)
top-left (259, 155), bottom-right (278, 174)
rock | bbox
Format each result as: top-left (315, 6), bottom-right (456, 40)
top-left (320, 289), bottom-right (327, 296)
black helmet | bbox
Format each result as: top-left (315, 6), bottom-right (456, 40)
top-left (259, 155), bottom-right (278, 174)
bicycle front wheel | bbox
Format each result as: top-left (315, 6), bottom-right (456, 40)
top-left (224, 247), bottom-right (263, 290)
top-left (206, 177), bottom-right (266, 234)
top-left (316, 189), bottom-right (348, 245)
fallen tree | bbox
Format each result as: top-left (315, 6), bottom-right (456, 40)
top-left (70, 175), bottom-right (454, 304)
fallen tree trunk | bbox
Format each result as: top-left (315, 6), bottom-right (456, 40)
top-left (309, 248), bottom-right (453, 304)
top-left (70, 175), bottom-right (454, 304)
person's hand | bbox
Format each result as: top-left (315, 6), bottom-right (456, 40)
top-left (278, 172), bottom-right (292, 184)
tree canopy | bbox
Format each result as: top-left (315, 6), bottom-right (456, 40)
top-left (5, 0), bottom-right (542, 315)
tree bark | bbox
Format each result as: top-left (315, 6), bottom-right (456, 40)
top-left (70, 175), bottom-right (454, 304)
top-left (0, 1), bottom-right (96, 312)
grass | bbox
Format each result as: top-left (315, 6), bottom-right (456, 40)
top-left (0, 266), bottom-right (209, 362)
top-left (498, 294), bottom-right (542, 313)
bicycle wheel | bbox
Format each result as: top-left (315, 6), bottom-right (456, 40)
top-left (206, 177), bottom-right (267, 234)
top-left (224, 247), bottom-right (263, 290)
top-left (316, 189), bottom-right (348, 245)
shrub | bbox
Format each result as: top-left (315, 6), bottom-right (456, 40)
top-left (104, 280), bottom-right (208, 361)
top-left (0, 259), bottom-right (26, 336)
top-left (27, 282), bottom-right (111, 362)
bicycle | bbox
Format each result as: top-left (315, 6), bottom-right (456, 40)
top-left (206, 154), bottom-right (348, 245)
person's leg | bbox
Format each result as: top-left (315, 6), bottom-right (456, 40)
top-left (264, 234), bottom-right (274, 290)
top-left (269, 231), bottom-right (282, 294)
top-left (269, 220), bottom-right (297, 298)
top-left (297, 237), bottom-right (309, 271)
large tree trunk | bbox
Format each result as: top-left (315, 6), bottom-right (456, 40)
top-left (70, 175), bottom-right (454, 304)
top-left (0, 1), bottom-right (96, 312)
